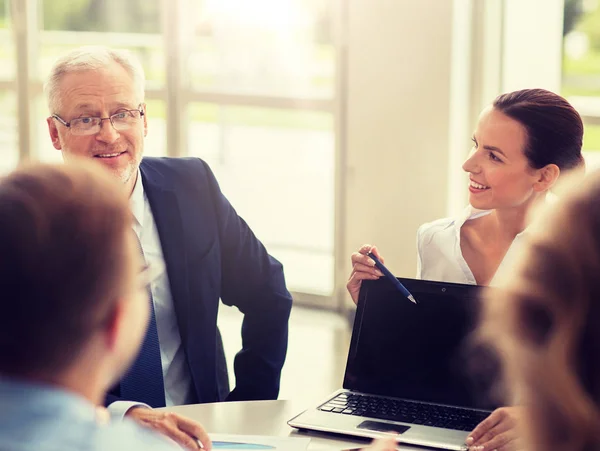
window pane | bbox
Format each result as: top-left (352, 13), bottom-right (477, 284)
top-left (582, 123), bottom-right (600, 171)
top-left (0, 1), bottom-right (14, 80)
top-left (187, 103), bottom-right (334, 295)
top-left (0, 90), bottom-right (17, 174)
top-left (144, 99), bottom-right (167, 157)
top-left (0, 3), bottom-right (16, 171)
top-left (563, 0), bottom-right (600, 98)
top-left (186, 0), bottom-right (336, 297)
top-left (38, 0), bottom-right (165, 88)
top-left (562, 0), bottom-right (600, 163)
top-left (41, 0), bottom-right (160, 33)
top-left (189, 0), bottom-right (334, 98)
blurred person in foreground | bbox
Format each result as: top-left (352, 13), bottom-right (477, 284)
top-left (44, 45), bottom-right (292, 447)
top-left (479, 169), bottom-right (600, 451)
top-left (0, 161), bottom-right (209, 450)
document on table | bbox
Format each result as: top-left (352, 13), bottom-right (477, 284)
top-left (209, 433), bottom-right (310, 450)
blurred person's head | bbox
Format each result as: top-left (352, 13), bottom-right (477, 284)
top-left (463, 88), bottom-right (584, 212)
top-left (480, 170), bottom-right (600, 451)
top-left (0, 161), bottom-right (149, 403)
top-left (44, 46), bottom-right (148, 196)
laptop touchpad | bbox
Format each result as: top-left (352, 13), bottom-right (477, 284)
top-left (357, 420), bottom-right (410, 434)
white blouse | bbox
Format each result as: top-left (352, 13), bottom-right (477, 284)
top-left (416, 205), bottom-right (526, 286)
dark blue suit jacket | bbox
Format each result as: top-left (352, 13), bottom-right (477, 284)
top-left (106, 157), bottom-right (292, 405)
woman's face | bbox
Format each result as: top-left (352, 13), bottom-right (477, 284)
top-left (463, 107), bottom-right (542, 211)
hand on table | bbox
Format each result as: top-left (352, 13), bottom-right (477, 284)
top-left (466, 406), bottom-right (524, 451)
top-left (347, 244), bottom-right (385, 304)
top-left (126, 407), bottom-right (212, 450)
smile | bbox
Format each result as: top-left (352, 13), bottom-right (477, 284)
top-left (95, 151), bottom-right (126, 159)
top-left (469, 180), bottom-right (490, 190)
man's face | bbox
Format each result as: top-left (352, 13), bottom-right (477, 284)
top-left (47, 61), bottom-right (147, 194)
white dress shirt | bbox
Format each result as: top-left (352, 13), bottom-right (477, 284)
top-left (416, 205), bottom-right (526, 286)
top-left (108, 171), bottom-right (195, 417)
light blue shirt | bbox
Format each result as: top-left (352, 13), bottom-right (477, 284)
top-left (109, 171), bottom-right (196, 418)
top-left (0, 377), bottom-right (180, 451)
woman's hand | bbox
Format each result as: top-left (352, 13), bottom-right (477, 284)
top-left (347, 244), bottom-right (385, 304)
top-left (466, 406), bottom-right (524, 451)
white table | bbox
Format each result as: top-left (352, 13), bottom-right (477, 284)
top-left (165, 399), bottom-right (424, 450)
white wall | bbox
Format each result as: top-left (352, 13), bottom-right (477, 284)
top-left (340, 0), bottom-right (456, 305)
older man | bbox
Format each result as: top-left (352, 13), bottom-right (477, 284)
top-left (44, 46), bottom-right (292, 445)
top-left (0, 161), bottom-right (209, 450)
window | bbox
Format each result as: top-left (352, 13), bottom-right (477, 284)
top-left (185, 0), bottom-right (336, 297)
top-left (562, 0), bottom-right (600, 170)
top-left (187, 104), bottom-right (335, 295)
top-left (4, 0), bottom-right (338, 302)
top-left (0, 1), bottom-right (16, 173)
top-left (0, 90), bottom-right (17, 174)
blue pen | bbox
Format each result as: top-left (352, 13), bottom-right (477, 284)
top-left (367, 251), bottom-right (417, 304)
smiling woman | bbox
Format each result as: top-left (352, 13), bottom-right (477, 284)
top-left (347, 89), bottom-right (585, 298)
top-left (346, 88), bottom-right (585, 451)
top-left (416, 88), bottom-right (584, 287)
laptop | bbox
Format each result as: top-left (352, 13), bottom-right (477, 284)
top-left (288, 277), bottom-right (500, 450)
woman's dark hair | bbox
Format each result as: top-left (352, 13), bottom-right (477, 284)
top-left (493, 88), bottom-right (584, 172)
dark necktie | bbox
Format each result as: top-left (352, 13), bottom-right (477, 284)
top-left (120, 233), bottom-right (166, 408)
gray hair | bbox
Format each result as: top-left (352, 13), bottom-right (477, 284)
top-left (44, 45), bottom-right (146, 114)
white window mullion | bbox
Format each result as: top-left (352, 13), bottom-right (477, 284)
top-left (162, 0), bottom-right (189, 157)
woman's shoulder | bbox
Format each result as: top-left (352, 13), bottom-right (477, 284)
top-left (417, 216), bottom-right (457, 247)
top-left (417, 205), bottom-right (487, 247)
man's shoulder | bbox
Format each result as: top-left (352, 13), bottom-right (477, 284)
top-left (141, 156), bottom-right (208, 176)
top-left (140, 157), bottom-right (218, 193)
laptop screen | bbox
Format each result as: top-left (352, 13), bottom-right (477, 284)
top-left (343, 277), bottom-right (499, 410)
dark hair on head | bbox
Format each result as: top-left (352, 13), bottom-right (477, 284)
top-left (0, 161), bottom-right (132, 377)
top-left (493, 88), bottom-right (584, 172)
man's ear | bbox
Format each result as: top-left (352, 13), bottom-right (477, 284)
top-left (533, 163), bottom-right (560, 192)
top-left (103, 300), bottom-right (126, 353)
top-left (47, 117), bottom-right (63, 150)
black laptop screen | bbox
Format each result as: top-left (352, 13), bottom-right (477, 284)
top-left (343, 278), bottom-right (499, 410)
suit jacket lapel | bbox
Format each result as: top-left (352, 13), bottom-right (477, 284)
top-left (139, 164), bottom-right (191, 347)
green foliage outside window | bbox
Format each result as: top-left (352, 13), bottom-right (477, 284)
top-left (41, 0), bottom-right (160, 33)
top-left (562, 0), bottom-right (600, 151)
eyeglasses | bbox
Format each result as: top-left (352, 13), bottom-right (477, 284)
top-left (52, 104), bottom-right (145, 136)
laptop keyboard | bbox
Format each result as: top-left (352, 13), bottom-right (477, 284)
top-left (318, 393), bottom-right (490, 431)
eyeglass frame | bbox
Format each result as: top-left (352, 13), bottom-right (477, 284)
top-left (51, 104), bottom-right (145, 135)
